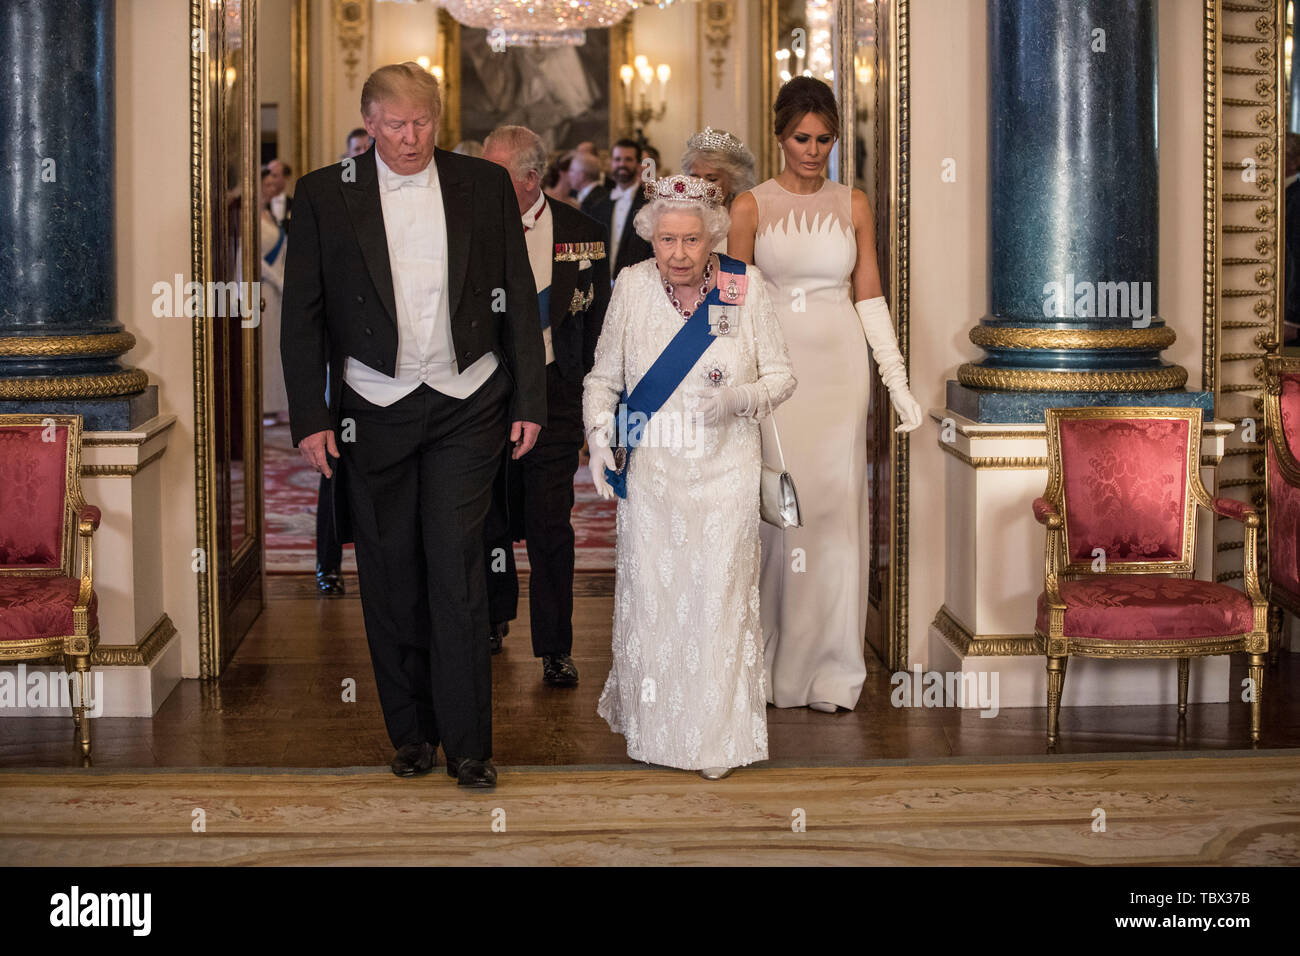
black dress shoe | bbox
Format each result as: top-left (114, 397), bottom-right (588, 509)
top-left (316, 563), bottom-right (344, 595)
top-left (488, 621), bottom-right (509, 656)
top-left (390, 742), bottom-right (436, 778)
top-left (446, 756), bottom-right (497, 788)
top-left (542, 654), bottom-right (579, 687)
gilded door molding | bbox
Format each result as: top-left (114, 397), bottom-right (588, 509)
top-left (1209, 0), bottom-right (1286, 589)
top-left (190, 0), bottom-right (265, 678)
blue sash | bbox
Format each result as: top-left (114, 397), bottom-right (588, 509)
top-left (264, 222), bottom-right (286, 266)
top-left (605, 252), bottom-right (745, 498)
top-left (537, 286), bottom-right (551, 330)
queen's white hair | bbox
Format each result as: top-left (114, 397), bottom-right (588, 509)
top-left (633, 198), bottom-right (731, 247)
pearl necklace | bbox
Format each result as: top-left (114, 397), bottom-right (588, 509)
top-left (663, 255), bottom-right (715, 319)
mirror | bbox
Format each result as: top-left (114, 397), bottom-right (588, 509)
top-left (193, 0), bottom-right (266, 676)
top-left (760, 0), bottom-right (907, 669)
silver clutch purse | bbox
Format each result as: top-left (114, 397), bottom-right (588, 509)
top-left (760, 414), bottom-right (802, 528)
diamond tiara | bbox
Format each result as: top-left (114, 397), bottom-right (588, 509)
top-left (643, 174), bottom-right (725, 208)
top-left (685, 126), bottom-right (753, 161)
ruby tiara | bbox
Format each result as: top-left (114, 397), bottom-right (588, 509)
top-left (686, 126), bottom-right (753, 162)
top-left (643, 174), bottom-right (725, 208)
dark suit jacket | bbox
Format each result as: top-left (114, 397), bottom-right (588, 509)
top-left (279, 146), bottom-right (547, 447)
top-left (543, 197), bottom-right (610, 386)
top-left (588, 186), bottom-right (654, 278)
top-left (578, 184), bottom-right (609, 219)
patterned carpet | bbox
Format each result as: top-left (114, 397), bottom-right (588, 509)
top-left (1, 754), bottom-right (1296, 865)
top-left (262, 424), bottom-right (615, 573)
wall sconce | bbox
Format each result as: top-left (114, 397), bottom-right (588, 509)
top-left (621, 52), bottom-right (669, 141)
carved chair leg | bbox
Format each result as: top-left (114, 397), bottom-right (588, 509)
top-left (1247, 653), bottom-right (1265, 745)
top-left (1046, 656), bottom-right (1067, 749)
top-left (1177, 657), bottom-right (1190, 717)
top-left (71, 655), bottom-right (92, 760)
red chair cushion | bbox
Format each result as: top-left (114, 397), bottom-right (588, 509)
top-left (1036, 575), bottom-right (1254, 642)
top-left (0, 425), bottom-right (70, 570)
top-left (1269, 373), bottom-right (1300, 598)
top-left (1268, 444), bottom-right (1300, 597)
top-left (1058, 417), bottom-right (1189, 564)
top-left (0, 577), bottom-right (97, 642)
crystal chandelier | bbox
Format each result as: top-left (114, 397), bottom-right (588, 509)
top-left (439, 1), bottom-right (640, 47)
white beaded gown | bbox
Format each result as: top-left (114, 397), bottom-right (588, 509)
top-left (751, 177), bottom-right (872, 710)
top-left (582, 257), bottom-right (796, 770)
top-left (259, 212), bottom-right (290, 416)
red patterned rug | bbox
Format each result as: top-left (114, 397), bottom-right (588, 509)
top-left (263, 423), bottom-right (615, 573)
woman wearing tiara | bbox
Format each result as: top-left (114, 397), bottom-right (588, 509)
top-left (729, 76), bottom-right (924, 713)
top-left (583, 174), bottom-right (796, 778)
top-left (681, 127), bottom-right (758, 214)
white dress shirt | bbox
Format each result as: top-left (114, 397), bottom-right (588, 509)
top-left (608, 181), bottom-right (636, 270)
top-left (576, 180), bottom-right (600, 205)
top-left (344, 151), bottom-right (498, 406)
top-left (522, 192), bottom-right (555, 366)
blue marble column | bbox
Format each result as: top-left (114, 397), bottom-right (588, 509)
top-left (948, 0), bottom-right (1211, 423)
top-left (0, 0), bottom-right (154, 429)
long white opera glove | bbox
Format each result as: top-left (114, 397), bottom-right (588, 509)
top-left (586, 431), bottom-right (617, 501)
top-left (855, 297), bottom-right (923, 433)
top-left (689, 384), bottom-right (765, 427)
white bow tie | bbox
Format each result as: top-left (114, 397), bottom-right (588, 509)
top-left (382, 170), bottom-right (431, 192)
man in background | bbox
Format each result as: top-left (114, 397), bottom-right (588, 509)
top-left (588, 138), bottom-right (652, 281)
top-left (568, 150), bottom-right (607, 216)
top-left (264, 158), bottom-right (293, 225)
top-left (345, 127), bottom-right (372, 158)
top-left (481, 125), bottom-right (608, 687)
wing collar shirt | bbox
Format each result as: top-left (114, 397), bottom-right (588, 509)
top-left (608, 181), bottom-right (636, 272)
top-left (344, 150), bottom-right (498, 406)
top-left (522, 191), bottom-right (555, 365)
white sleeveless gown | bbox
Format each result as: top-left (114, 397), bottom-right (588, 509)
top-left (751, 178), bottom-right (873, 710)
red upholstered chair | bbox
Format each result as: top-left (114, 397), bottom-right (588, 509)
top-left (1264, 355), bottom-right (1300, 661)
top-left (1033, 407), bottom-right (1268, 747)
top-left (0, 414), bottom-right (101, 758)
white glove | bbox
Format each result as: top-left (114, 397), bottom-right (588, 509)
top-left (690, 385), bottom-right (759, 427)
top-left (586, 433), bottom-right (617, 501)
top-left (855, 297), bottom-right (923, 432)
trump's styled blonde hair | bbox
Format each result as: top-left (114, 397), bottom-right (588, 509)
top-left (361, 62), bottom-right (442, 119)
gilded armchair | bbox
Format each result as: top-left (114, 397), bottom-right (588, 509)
top-left (1032, 407), bottom-right (1268, 747)
top-left (1263, 354), bottom-right (1300, 661)
top-left (0, 414), bottom-right (101, 758)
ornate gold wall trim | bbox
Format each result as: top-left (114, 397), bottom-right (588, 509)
top-left (91, 614), bottom-right (177, 667)
top-left (82, 416), bottom-right (178, 447)
top-left (937, 441), bottom-right (1048, 470)
top-left (932, 606), bottom-right (1039, 657)
top-left (891, 0), bottom-right (910, 672)
top-left (81, 448), bottom-right (166, 478)
top-left (0, 369), bottom-right (148, 400)
top-left (969, 326), bottom-right (1177, 350)
top-left (0, 332), bottom-right (136, 357)
top-left (1211, 0), bottom-right (1284, 595)
top-left (956, 364), bottom-right (1188, 392)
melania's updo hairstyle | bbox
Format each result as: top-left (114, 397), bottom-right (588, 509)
top-left (773, 76), bottom-right (840, 141)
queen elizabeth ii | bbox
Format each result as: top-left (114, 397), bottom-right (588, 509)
top-left (582, 174), bottom-right (797, 778)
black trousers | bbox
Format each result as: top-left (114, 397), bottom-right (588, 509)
top-left (340, 368), bottom-right (510, 759)
top-left (484, 363), bottom-right (585, 657)
top-left (315, 474), bottom-right (342, 570)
